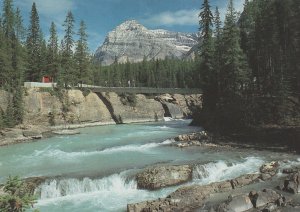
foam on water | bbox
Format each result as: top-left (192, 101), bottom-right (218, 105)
top-left (36, 171), bottom-right (174, 211)
top-left (163, 117), bottom-right (173, 122)
top-left (193, 157), bottom-right (265, 184)
top-left (22, 139), bottom-right (174, 161)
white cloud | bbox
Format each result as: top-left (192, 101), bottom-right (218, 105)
top-left (142, 9), bottom-right (199, 27)
top-left (142, 0), bottom-right (245, 28)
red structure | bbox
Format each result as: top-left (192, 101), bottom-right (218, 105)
top-left (42, 76), bottom-right (53, 83)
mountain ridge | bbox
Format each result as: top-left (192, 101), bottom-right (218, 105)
top-left (94, 20), bottom-right (198, 65)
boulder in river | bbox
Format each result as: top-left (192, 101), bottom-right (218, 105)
top-left (260, 161), bottom-right (279, 176)
top-left (230, 174), bottom-right (260, 189)
top-left (254, 189), bottom-right (281, 208)
top-left (136, 165), bottom-right (192, 190)
top-left (280, 171), bottom-right (300, 194)
top-left (217, 194), bottom-right (253, 212)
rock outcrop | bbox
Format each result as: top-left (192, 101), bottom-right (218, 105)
top-left (94, 20), bottom-right (198, 65)
top-left (156, 93), bottom-right (202, 118)
top-left (136, 165), bottom-right (192, 190)
top-left (278, 171), bottom-right (300, 194)
top-left (99, 92), bottom-right (165, 123)
top-left (128, 173), bottom-right (261, 212)
top-left (23, 88), bottom-right (114, 126)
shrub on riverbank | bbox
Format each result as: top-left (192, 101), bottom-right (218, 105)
top-left (0, 176), bottom-right (38, 212)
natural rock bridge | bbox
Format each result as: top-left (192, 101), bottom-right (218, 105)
top-left (24, 82), bottom-right (202, 94)
top-left (89, 87), bottom-right (202, 95)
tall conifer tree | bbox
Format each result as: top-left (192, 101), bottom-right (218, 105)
top-left (47, 22), bottom-right (59, 82)
top-left (61, 11), bottom-right (75, 87)
top-left (75, 20), bottom-right (90, 87)
top-left (26, 2), bottom-right (41, 81)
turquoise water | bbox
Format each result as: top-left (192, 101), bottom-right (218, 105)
top-left (0, 120), bottom-right (298, 211)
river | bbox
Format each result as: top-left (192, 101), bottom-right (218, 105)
top-left (0, 119), bottom-right (299, 211)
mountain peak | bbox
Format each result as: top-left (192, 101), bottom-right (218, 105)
top-left (94, 20), bottom-right (198, 65)
top-left (116, 20), bottom-right (147, 31)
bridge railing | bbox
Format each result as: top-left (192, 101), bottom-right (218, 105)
top-left (23, 82), bottom-right (202, 94)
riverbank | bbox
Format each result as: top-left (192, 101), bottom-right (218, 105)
top-left (0, 88), bottom-right (202, 146)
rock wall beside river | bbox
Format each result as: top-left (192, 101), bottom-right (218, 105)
top-left (23, 89), bottom-right (114, 126)
top-left (1, 89), bottom-right (202, 128)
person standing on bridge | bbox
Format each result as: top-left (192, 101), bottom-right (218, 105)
top-left (128, 80), bottom-right (131, 87)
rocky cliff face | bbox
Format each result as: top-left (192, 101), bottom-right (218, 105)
top-left (23, 89), bottom-right (114, 126)
top-left (98, 92), bottom-right (165, 123)
top-left (0, 89), bottom-right (202, 128)
top-left (94, 20), bottom-right (198, 65)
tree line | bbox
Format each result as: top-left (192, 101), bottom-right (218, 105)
top-left (0, 0), bottom-right (91, 128)
top-left (196, 0), bottom-right (300, 132)
top-left (93, 58), bottom-right (197, 88)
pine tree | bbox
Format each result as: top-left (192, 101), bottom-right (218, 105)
top-left (15, 7), bottom-right (25, 41)
top-left (47, 22), bottom-right (59, 82)
top-left (2, 0), bottom-right (14, 38)
top-left (61, 11), bottom-right (75, 87)
top-left (215, 0), bottom-right (250, 130)
top-left (199, 0), bottom-right (214, 80)
top-left (74, 20), bottom-right (90, 87)
top-left (220, 0), bottom-right (250, 97)
top-left (198, 0), bottom-right (217, 112)
top-left (26, 2), bottom-right (42, 82)
top-left (213, 6), bottom-right (222, 95)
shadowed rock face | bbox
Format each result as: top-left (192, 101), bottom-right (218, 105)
top-left (94, 20), bottom-right (198, 65)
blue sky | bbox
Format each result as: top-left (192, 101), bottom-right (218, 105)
top-left (3, 0), bottom-right (245, 52)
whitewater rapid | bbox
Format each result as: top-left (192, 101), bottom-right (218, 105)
top-left (35, 156), bottom-right (266, 211)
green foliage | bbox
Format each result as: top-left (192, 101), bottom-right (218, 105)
top-left (93, 58), bottom-right (197, 88)
top-left (48, 111), bottom-right (55, 126)
top-left (81, 88), bottom-right (91, 97)
top-left (196, 0), bottom-right (300, 131)
top-left (61, 11), bottom-right (76, 88)
top-left (26, 2), bottom-right (42, 82)
top-left (0, 176), bottom-right (38, 212)
top-left (75, 21), bottom-right (91, 87)
top-left (47, 22), bottom-right (59, 82)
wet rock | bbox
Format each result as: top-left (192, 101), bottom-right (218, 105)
top-left (23, 176), bottom-right (48, 195)
top-left (260, 173), bottom-right (273, 181)
top-left (136, 165), bottom-right (192, 190)
top-left (177, 143), bottom-right (189, 148)
top-left (261, 203), bottom-right (278, 212)
top-left (255, 189), bottom-right (281, 208)
top-left (129, 173), bottom-right (261, 212)
top-left (175, 131), bottom-right (209, 142)
top-left (282, 167), bottom-right (300, 174)
top-left (260, 161), bottom-right (279, 176)
top-left (230, 174), bottom-right (260, 189)
top-left (22, 130), bottom-right (43, 139)
top-left (155, 94), bottom-right (175, 103)
top-left (281, 171), bottom-right (300, 194)
top-left (217, 194), bottom-right (253, 212)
